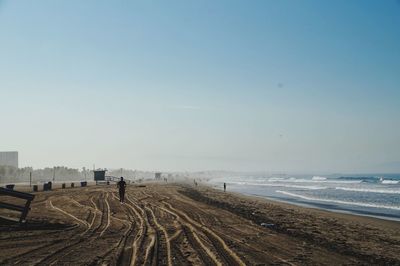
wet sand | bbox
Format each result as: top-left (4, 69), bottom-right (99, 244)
top-left (0, 183), bottom-right (399, 265)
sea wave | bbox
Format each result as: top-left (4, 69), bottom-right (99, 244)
top-left (227, 181), bottom-right (327, 190)
top-left (267, 178), bottom-right (362, 184)
top-left (268, 177), bottom-right (285, 181)
top-left (312, 176), bottom-right (327, 181)
top-left (382, 180), bottom-right (399, 184)
top-left (335, 187), bottom-right (400, 194)
top-left (274, 184), bottom-right (327, 190)
top-left (276, 190), bottom-right (400, 210)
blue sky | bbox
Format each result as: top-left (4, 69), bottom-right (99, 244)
top-left (1, 0), bottom-right (399, 172)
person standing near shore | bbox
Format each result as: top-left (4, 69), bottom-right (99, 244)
top-left (117, 177), bottom-right (127, 203)
top-left (223, 182), bottom-right (226, 192)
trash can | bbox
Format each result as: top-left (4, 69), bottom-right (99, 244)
top-left (71, 183), bottom-right (74, 188)
top-left (43, 182), bottom-right (51, 191)
top-left (33, 185), bottom-right (38, 192)
top-left (62, 183), bottom-right (66, 189)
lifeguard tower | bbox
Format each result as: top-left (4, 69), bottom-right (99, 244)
top-left (94, 170), bottom-right (107, 184)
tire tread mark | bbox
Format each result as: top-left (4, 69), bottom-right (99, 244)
top-left (34, 192), bottom-right (111, 265)
top-left (165, 201), bottom-right (246, 266)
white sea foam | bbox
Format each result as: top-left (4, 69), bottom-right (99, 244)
top-left (335, 187), bottom-right (400, 194)
top-left (276, 190), bottom-right (400, 210)
top-left (227, 181), bottom-right (326, 190)
top-left (267, 177), bottom-right (285, 181)
top-left (273, 184), bottom-right (327, 190)
top-left (382, 180), bottom-right (399, 184)
top-left (266, 178), bottom-right (362, 184)
top-left (312, 176), bottom-right (327, 181)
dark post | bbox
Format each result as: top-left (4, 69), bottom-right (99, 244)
top-left (29, 172), bottom-right (32, 187)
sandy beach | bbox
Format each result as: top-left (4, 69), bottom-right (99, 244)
top-left (1, 183), bottom-right (399, 265)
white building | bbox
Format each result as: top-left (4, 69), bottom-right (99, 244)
top-left (0, 151), bottom-right (18, 168)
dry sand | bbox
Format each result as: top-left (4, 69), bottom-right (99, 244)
top-left (0, 183), bottom-right (399, 265)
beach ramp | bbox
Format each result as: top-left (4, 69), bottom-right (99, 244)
top-left (0, 187), bottom-right (35, 223)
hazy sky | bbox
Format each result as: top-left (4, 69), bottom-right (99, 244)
top-left (1, 0), bottom-right (399, 173)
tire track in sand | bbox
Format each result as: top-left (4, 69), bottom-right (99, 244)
top-left (100, 192), bottom-right (111, 236)
top-left (6, 196), bottom-right (94, 265)
top-left (33, 192), bottom-right (112, 265)
top-left (124, 194), bottom-right (147, 266)
top-left (125, 193), bottom-right (169, 266)
top-left (0, 197), bottom-right (90, 265)
top-left (158, 204), bottom-right (221, 266)
top-left (172, 194), bottom-right (299, 265)
top-left (93, 191), bottom-right (138, 266)
top-left (163, 201), bottom-right (246, 266)
top-left (146, 206), bottom-right (172, 266)
top-left (144, 189), bottom-right (221, 265)
top-left (49, 200), bottom-right (90, 228)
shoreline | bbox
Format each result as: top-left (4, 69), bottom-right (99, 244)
top-left (198, 183), bottom-right (400, 227)
top-left (244, 191), bottom-right (400, 222)
top-left (206, 181), bottom-right (400, 222)
top-left (183, 183), bottom-right (400, 263)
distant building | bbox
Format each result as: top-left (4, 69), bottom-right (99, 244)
top-left (0, 151), bottom-right (18, 168)
top-left (155, 172), bottom-right (161, 180)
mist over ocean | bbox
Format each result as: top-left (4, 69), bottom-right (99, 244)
top-left (208, 174), bottom-right (400, 221)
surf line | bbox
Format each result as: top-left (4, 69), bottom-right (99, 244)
top-left (276, 190), bottom-right (400, 210)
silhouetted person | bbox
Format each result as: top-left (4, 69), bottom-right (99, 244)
top-left (117, 177), bottom-right (127, 203)
top-left (223, 182), bottom-right (226, 192)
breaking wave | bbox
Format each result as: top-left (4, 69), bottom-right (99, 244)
top-left (312, 176), bottom-right (327, 181)
top-left (335, 187), bottom-right (400, 194)
top-left (381, 180), bottom-right (399, 184)
top-left (227, 181), bottom-right (326, 190)
top-left (276, 190), bottom-right (400, 210)
top-left (267, 178), bottom-right (361, 184)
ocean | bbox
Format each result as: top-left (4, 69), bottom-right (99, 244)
top-left (207, 174), bottom-right (400, 221)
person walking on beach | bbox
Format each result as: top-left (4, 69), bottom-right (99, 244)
top-left (117, 177), bottom-right (127, 203)
top-left (223, 182), bottom-right (226, 192)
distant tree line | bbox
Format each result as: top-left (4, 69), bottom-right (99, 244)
top-left (106, 168), bottom-right (154, 181)
top-left (0, 165), bottom-right (17, 183)
top-left (0, 166), bottom-right (91, 183)
top-left (0, 166), bottom-right (167, 184)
